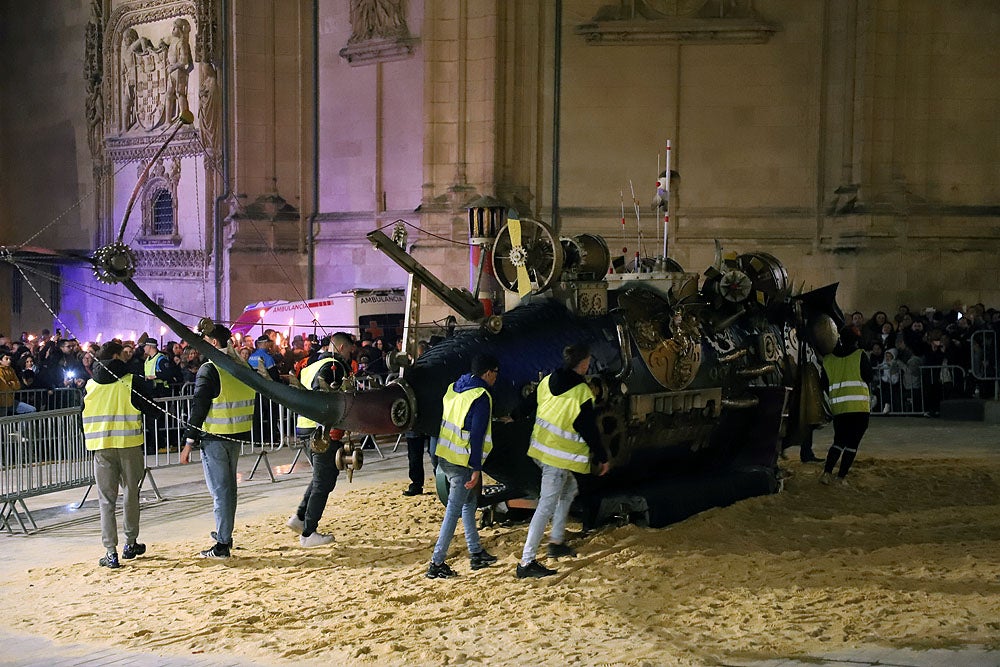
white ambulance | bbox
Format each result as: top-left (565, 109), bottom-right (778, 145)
top-left (232, 288), bottom-right (405, 344)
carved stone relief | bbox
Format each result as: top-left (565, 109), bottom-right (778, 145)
top-left (339, 0), bottom-right (418, 66)
top-left (134, 249), bottom-right (208, 279)
top-left (102, 1), bottom-right (198, 138)
top-left (194, 0), bottom-right (219, 64)
top-left (84, 0), bottom-right (105, 159)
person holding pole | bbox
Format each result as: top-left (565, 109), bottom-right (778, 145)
top-left (82, 341), bottom-right (159, 569)
top-left (180, 324), bottom-right (256, 559)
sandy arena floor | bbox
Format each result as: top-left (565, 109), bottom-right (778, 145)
top-left (1, 420), bottom-right (998, 666)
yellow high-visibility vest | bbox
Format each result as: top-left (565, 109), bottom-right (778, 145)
top-left (296, 357), bottom-right (334, 430)
top-left (436, 383), bottom-right (492, 467)
top-left (82, 375), bottom-right (143, 451)
top-left (527, 374), bottom-right (594, 473)
top-left (203, 361), bottom-right (256, 435)
top-left (144, 352), bottom-right (169, 388)
top-left (823, 349), bottom-right (871, 416)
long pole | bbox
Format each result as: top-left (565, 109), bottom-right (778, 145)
top-left (629, 179), bottom-right (642, 270)
top-left (656, 152), bottom-right (661, 258)
top-left (662, 139), bottom-right (671, 259)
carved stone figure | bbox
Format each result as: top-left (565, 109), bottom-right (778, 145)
top-left (86, 86), bottom-right (104, 156)
top-left (198, 61), bottom-right (222, 167)
top-left (349, 0), bottom-right (408, 43)
top-left (166, 18), bottom-right (194, 121)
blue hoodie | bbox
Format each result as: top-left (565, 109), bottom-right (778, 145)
top-left (451, 372), bottom-right (493, 471)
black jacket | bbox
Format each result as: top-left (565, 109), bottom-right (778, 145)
top-left (537, 367), bottom-right (607, 465)
top-left (183, 358), bottom-right (252, 444)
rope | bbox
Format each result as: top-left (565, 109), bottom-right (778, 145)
top-left (16, 122), bottom-right (180, 249)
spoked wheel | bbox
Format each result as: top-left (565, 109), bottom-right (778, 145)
top-left (492, 216), bottom-right (564, 297)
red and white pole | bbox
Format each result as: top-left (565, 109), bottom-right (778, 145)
top-left (662, 139), bottom-right (671, 259)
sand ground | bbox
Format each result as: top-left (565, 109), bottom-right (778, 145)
top-left (1, 418), bottom-right (998, 666)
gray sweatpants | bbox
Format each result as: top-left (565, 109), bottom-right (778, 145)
top-left (93, 446), bottom-right (145, 551)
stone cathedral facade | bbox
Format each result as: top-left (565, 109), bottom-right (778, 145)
top-left (1, 0), bottom-right (998, 341)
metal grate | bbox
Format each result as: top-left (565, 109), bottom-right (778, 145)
top-left (151, 189), bottom-right (173, 236)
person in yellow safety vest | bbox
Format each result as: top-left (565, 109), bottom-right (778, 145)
top-left (516, 343), bottom-right (610, 579)
top-left (819, 325), bottom-right (872, 487)
top-left (286, 332), bottom-right (356, 548)
top-left (142, 340), bottom-right (174, 396)
top-left (426, 354), bottom-right (501, 579)
top-left (82, 341), bottom-right (160, 569)
top-left (180, 324), bottom-right (256, 559)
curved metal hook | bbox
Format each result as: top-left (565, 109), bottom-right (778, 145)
top-left (116, 111), bottom-right (195, 244)
top-left (120, 277), bottom-right (410, 434)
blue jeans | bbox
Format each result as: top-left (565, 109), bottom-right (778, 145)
top-left (520, 461), bottom-right (578, 565)
top-left (431, 459), bottom-right (482, 564)
top-left (200, 438), bottom-right (240, 545)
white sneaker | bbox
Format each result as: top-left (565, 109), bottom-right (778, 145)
top-left (819, 472), bottom-right (833, 485)
top-left (286, 515), bottom-right (305, 534)
top-left (300, 532), bottom-right (335, 547)
top-left (882, 403), bottom-right (891, 414)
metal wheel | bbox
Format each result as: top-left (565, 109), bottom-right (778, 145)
top-left (492, 217), bottom-right (564, 296)
top-left (737, 252), bottom-right (789, 306)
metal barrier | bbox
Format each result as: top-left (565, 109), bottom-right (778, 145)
top-left (1, 388), bottom-right (84, 415)
top-left (1, 408), bottom-right (90, 533)
top-left (970, 330), bottom-right (999, 399)
top-left (870, 364), bottom-right (968, 416)
top-left (139, 393), bottom-right (299, 483)
top-left (0, 391), bottom-right (305, 534)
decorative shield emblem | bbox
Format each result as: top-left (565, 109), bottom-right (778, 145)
top-left (133, 47), bottom-right (168, 131)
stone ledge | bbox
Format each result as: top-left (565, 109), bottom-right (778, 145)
top-left (575, 17), bottom-right (779, 45)
top-left (339, 36), bottom-right (418, 66)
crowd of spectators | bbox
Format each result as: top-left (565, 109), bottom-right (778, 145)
top-left (0, 326), bottom-right (410, 416)
top-left (4, 301), bottom-right (997, 419)
top-left (848, 302), bottom-right (1000, 414)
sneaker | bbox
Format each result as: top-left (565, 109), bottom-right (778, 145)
top-left (516, 560), bottom-right (557, 579)
top-left (819, 472), bottom-right (833, 485)
top-left (286, 515), bottom-right (305, 534)
top-left (882, 403), bottom-right (891, 414)
top-left (546, 542), bottom-right (577, 559)
top-left (99, 551), bottom-right (120, 569)
top-left (836, 476), bottom-right (851, 488)
top-left (402, 486), bottom-right (423, 497)
top-left (469, 549), bottom-right (498, 570)
top-left (199, 542), bottom-right (231, 559)
top-left (121, 542), bottom-right (146, 560)
top-left (800, 455), bottom-right (823, 463)
top-left (426, 561), bottom-right (458, 579)
top-left (300, 532), bottom-right (335, 547)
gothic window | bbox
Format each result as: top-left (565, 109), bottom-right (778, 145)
top-left (138, 158), bottom-right (182, 246)
top-left (152, 189), bottom-right (174, 236)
